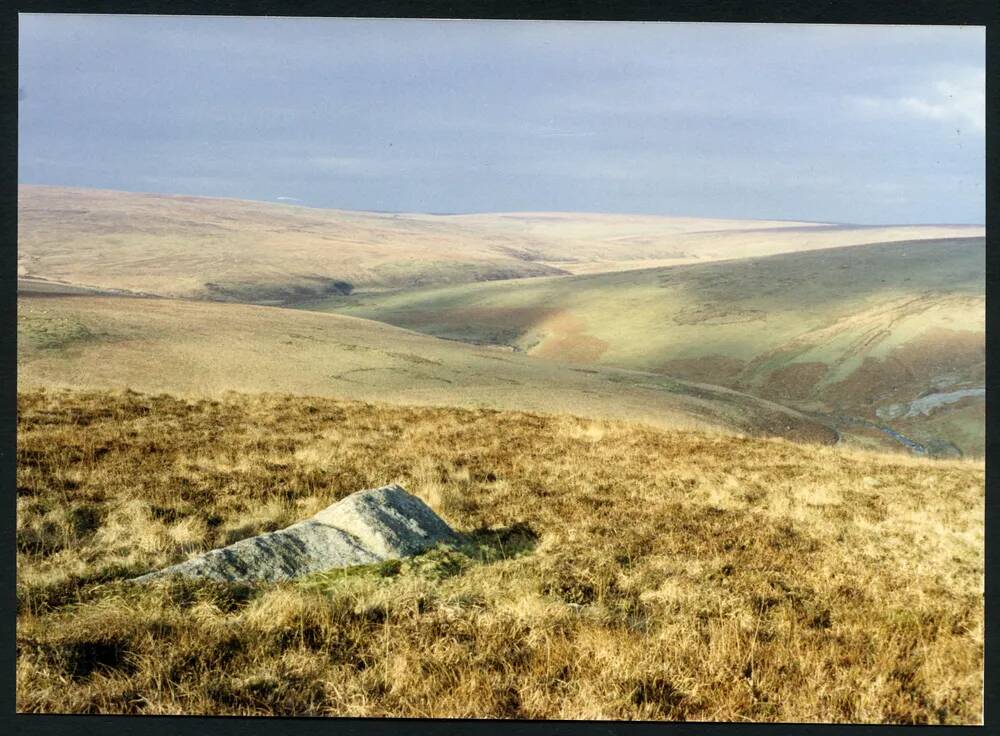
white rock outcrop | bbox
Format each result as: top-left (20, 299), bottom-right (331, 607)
top-left (133, 484), bottom-right (459, 584)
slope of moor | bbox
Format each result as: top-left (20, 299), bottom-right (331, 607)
top-left (17, 294), bottom-right (838, 445)
top-left (18, 186), bottom-right (983, 302)
top-left (310, 237), bottom-right (985, 456)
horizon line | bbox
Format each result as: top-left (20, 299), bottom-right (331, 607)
top-left (16, 182), bottom-right (987, 229)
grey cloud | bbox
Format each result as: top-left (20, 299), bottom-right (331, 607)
top-left (18, 15), bottom-right (984, 223)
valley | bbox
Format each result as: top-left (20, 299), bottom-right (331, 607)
top-left (297, 237), bottom-right (986, 457)
top-left (17, 187), bottom-right (985, 457)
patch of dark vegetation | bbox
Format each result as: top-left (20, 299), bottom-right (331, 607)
top-left (403, 546), bottom-right (470, 582)
top-left (630, 676), bottom-right (688, 714)
top-left (540, 561), bottom-right (616, 606)
top-left (161, 634), bottom-right (246, 683)
top-left (205, 276), bottom-right (353, 305)
top-left (17, 504), bottom-right (104, 556)
top-left (26, 634), bottom-right (137, 681)
top-left (272, 621), bottom-right (329, 651)
top-left (156, 578), bottom-right (261, 613)
top-left (17, 563), bottom-right (156, 614)
top-left (495, 685), bottom-right (523, 717)
top-left (206, 670), bottom-right (327, 715)
top-left (149, 505), bottom-right (182, 523)
top-left (465, 522), bottom-right (539, 562)
top-left (285, 278), bottom-right (354, 300)
top-left (17, 522), bottom-right (62, 556)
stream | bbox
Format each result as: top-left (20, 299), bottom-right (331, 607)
top-left (825, 413), bottom-right (931, 456)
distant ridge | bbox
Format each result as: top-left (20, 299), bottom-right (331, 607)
top-left (18, 185), bottom-right (984, 303)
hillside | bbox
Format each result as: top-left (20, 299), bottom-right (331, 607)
top-left (17, 186), bottom-right (567, 302)
top-left (18, 186), bottom-right (983, 302)
top-left (306, 237), bottom-right (985, 457)
top-left (439, 211), bottom-right (985, 274)
top-left (16, 294), bottom-right (839, 445)
top-left (16, 390), bottom-right (983, 720)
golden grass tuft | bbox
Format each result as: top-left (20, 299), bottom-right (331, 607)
top-left (15, 389), bottom-right (983, 721)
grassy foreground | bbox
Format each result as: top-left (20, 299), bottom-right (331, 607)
top-left (16, 389), bottom-right (983, 721)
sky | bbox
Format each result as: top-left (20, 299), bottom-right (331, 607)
top-left (18, 15), bottom-right (985, 224)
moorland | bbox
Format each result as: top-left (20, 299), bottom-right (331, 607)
top-left (15, 185), bottom-right (986, 721)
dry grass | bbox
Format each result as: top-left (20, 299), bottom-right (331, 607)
top-left (16, 389), bottom-right (983, 722)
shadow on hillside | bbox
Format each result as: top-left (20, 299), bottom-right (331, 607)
top-left (461, 522), bottom-right (539, 562)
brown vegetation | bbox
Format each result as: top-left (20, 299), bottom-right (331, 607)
top-left (17, 389), bottom-right (983, 721)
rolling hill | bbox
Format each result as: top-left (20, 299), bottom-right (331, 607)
top-left (16, 294), bottom-right (840, 445)
top-left (303, 237), bottom-right (985, 457)
top-left (17, 186), bottom-right (568, 302)
top-left (18, 186), bottom-right (983, 302)
top-left (438, 211), bottom-right (985, 275)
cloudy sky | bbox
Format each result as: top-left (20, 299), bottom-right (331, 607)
top-left (19, 15), bottom-right (985, 223)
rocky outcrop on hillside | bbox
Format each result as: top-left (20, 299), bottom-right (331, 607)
top-left (132, 484), bottom-right (459, 583)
